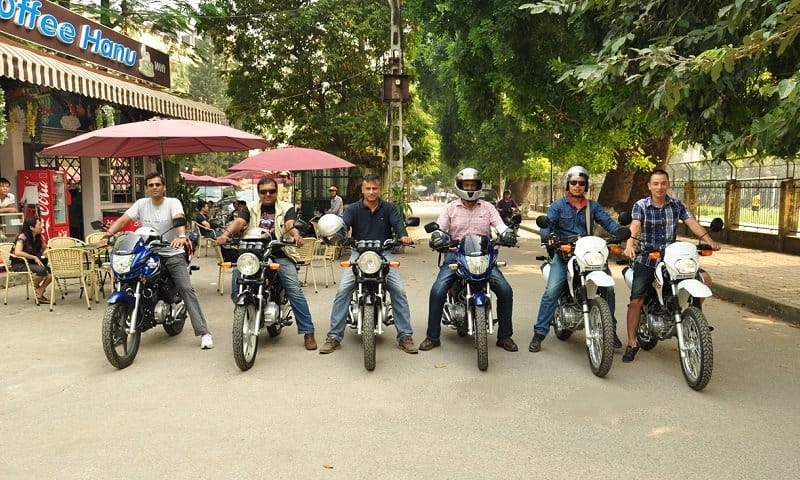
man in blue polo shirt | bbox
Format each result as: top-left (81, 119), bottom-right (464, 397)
top-left (318, 173), bottom-right (418, 354)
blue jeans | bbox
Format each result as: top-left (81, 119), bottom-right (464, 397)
top-left (327, 251), bottom-right (412, 342)
top-left (533, 255), bottom-right (617, 337)
top-left (426, 252), bottom-right (514, 340)
top-left (230, 256), bottom-right (314, 334)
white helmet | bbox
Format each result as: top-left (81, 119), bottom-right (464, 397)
top-left (243, 227), bottom-right (270, 239)
top-left (316, 214), bottom-right (346, 242)
top-left (564, 165), bottom-right (589, 190)
top-left (454, 167), bottom-right (483, 201)
top-left (133, 226), bottom-right (160, 240)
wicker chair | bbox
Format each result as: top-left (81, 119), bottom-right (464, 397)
top-left (47, 236), bottom-right (85, 248)
top-left (195, 222), bottom-right (217, 257)
top-left (311, 238), bottom-right (338, 288)
top-left (45, 247), bottom-right (94, 311)
top-left (292, 238), bottom-right (318, 293)
top-left (0, 242), bottom-right (41, 306)
top-left (85, 232), bottom-right (112, 297)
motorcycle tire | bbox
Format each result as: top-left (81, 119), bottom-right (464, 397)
top-left (163, 305), bottom-right (186, 336)
top-left (475, 306), bottom-right (489, 371)
top-left (101, 303), bottom-right (140, 369)
top-left (362, 304), bottom-right (377, 371)
top-left (679, 306), bottom-right (714, 391)
top-left (232, 303), bottom-right (260, 371)
top-left (586, 298), bottom-right (614, 377)
top-left (636, 304), bottom-right (659, 351)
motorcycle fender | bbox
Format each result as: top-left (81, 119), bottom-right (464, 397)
top-left (541, 263), bottom-right (550, 284)
top-left (234, 293), bottom-right (255, 307)
top-left (622, 266), bottom-right (633, 290)
top-left (586, 270), bottom-right (615, 288)
top-left (362, 294), bottom-right (377, 306)
top-left (472, 291), bottom-right (489, 306)
top-left (107, 290), bottom-right (135, 307)
top-left (677, 278), bottom-right (712, 299)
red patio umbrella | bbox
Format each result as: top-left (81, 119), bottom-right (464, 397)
top-left (229, 146), bottom-right (354, 172)
top-left (180, 171), bottom-right (240, 187)
top-left (223, 169), bottom-right (293, 184)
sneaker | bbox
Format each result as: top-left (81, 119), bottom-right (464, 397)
top-left (304, 333), bottom-right (318, 350)
top-left (398, 336), bottom-right (419, 354)
top-left (613, 334), bottom-right (623, 349)
top-left (200, 334), bottom-right (214, 350)
top-left (418, 337), bottom-right (441, 351)
top-left (528, 333), bottom-right (545, 353)
top-left (319, 336), bottom-right (341, 354)
top-left (622, 345), bottom-right (640, 363)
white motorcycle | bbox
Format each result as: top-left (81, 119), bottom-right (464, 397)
top-left (622, 218), bottom-right (723, 391)
top-left (536, 216), bottom-right (630, 377)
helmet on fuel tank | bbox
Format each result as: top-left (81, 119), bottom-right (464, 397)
top-left (563, 165), bottom-right (590, 190)
top-left (454, 167), bottom-right (483, 201)
top-left (133, 226), bottom-right (160, 241)
top-left (243, 227), bottom-right (270, 239)
top-left (316, 213), bottom-right (347, 244)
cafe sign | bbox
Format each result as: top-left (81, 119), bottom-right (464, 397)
top-left (0, 0), bottom-right (171, 88)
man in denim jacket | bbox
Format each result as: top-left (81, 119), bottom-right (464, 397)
top-left (529, 166), bottom-right (625, 353)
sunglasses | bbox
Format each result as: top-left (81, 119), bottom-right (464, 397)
top-left (147, 183), bottom-right (163, 188)
top-left (568, 180), bottom-right (587, 187)
top-left (259, 189), bottom-right (277, 195)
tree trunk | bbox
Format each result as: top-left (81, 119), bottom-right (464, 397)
top-left (506, 176), bottom-right (532, 210)
top-left (597, 149), bottom-right (634, 213)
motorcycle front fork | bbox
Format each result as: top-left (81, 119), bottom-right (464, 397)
top-left (465, 283), bottom-right (495, 336)
top-left (127, 282), bottom-right (143, 335)
top-left (352, 284), bottom-right (386, 336)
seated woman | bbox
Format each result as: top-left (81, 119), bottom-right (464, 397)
top-left (195, 201), bottom-right (223, 238)
top-left (12, 217), bottom-right (52, 303)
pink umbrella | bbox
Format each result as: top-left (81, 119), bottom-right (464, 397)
top-left (229, 146), bottom-right (355, 172)
top-left (180, 171), bottom-right (240, 187)
top-left (223, 169), bottom-right (293, 184)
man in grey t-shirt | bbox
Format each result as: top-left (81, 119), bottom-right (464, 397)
top-left (326, 186), bottom-right (343, 216)
top-left (102, 173), bottom-right (214, 349)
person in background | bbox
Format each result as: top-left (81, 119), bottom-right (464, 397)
top-left (326, 185), bottom-right (343, 216)
top-left (12, 217), bottom-right (52, 303)
top-left (496, 189), bottom-right (518, 217)
top-left (195, 201), bottom-right (222, 238)
top-left (0, 177), bottom-right (17, 213)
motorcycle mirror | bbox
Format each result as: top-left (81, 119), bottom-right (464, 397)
top-left (405, 216), bottom-right (420, 227)
top-left (424, 222), bottom-right (440, 233)
top-left (710, 217), bottom-right (724, 232)
top-left (535, 215), bottom-right (550, 228)
top-left (618, 211), bottom-right (632, 226)
top-left (614, 226), bottom-right (632, 242)
top-left (90, 220), bottom-right (105, 231)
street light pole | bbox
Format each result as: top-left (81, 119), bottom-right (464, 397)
top-left (387, 0), bottom-right (404, 191)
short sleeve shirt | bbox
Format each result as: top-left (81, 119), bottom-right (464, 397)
top-left (0, 193), bottom-right (16, 209)
top-left (632, 195), bottom-right (692, 267)
top-left (124, 197), bottom-right (185, 256)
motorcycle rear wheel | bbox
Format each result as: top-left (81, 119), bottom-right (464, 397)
top-left (101, 303), bottom-right (140, 369)
top-left (679, 306), bottom-right (713, 391)
top-left (232, 304), bottom-right (259, 371)
top-left (586, 298), bottom-right (614, 377)
top-left (475, 306), bottom-right (489, 371)
top-left (362, 304), bottom-right (377, 371)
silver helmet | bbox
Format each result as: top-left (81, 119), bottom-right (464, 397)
top-left (454, 167), bottom-right (483, 201)
top-left (316, 213), bottom-right (346, 243)
top-left (563, 165), bottom-right (589, 190)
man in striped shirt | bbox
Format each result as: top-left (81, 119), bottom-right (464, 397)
top-left (419, 168), bottom-right (519, 352)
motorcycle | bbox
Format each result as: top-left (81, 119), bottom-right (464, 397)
top-left (101, 217), bottom-right (193, 369)
top-left (424, 221), bottom-right (517, 371)
top-left (535, 216), bottom-right (631, 377)
top-left (228, 228), bottom-right (296, 371)
top-left (338, 217), bottom-right (419, 371)
top-left (499, 208), bottom-right (523, 235)
top-left (621, 217), bottom-right (723, 391)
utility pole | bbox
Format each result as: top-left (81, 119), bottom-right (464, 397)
top-left (385, 0), bottom-right (408, 192)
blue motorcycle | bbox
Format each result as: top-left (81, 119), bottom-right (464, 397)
top-left (425, 222), bottom-right (516, 371)
top-left (101, 218), bottom-right (192, 369)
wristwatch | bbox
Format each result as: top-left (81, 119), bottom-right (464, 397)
top-left (178, 234), bottom-right (187, 239)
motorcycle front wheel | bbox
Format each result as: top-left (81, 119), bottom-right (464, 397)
top-left (679, 306), bottom-right (713, 391)
top-left (586, 298), bottom-right (614, 377)
top-left (474, 306), bottom-right (489, 371)
top-left (232, 303), bottom-right (260, 371)
top-left (101, 303), bottom-right (140, 369)
top-left (362, 304), bottom-right (377, 371)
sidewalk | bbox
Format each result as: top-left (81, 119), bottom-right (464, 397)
top-left (518, 214), bottom-right (800, 324)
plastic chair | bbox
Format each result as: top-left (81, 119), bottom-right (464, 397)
top-left (0, 242), bottom-right (40, 306)
top-left (292, 238), bottom-right (318, 293)
top-left (215, 245), bottom-right (233, 295)
top-left (45, 247), bottom-right (94, 311)
top-left (311, 239), bottom-right (338, 288)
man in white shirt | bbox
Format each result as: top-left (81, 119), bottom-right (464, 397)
top-left (0, 177), bottom-right (17, 213)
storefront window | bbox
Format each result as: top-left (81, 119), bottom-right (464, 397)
top-left (99, 157), bottom-right (146, 203)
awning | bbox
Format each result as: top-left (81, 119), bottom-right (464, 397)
top-left (0, 36), bottom-right (226, 124)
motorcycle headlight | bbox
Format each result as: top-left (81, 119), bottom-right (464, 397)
top-left (464, 255), bottom-right (489, 275)
top-left (236, 252), bottom-right (261, 276)
top-left (581, 250), bottom-right (606, 269)
top-left (356, 251), bottom-right (382, 274)
top-left (674, 258), bottom-right (698, 276)
top-left (111, 254), bottom-right (134, 274)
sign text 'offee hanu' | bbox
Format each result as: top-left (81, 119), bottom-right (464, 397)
top-left (0, 0), bottom-right (170, 88)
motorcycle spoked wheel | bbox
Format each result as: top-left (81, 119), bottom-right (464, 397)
top-left (163, 301), bottom-right (186, 336)
top-left (636, 304), bottom-right (659, 350)
top-left (585, 298), bottom-right (614, 377)
top-left (362, 304), bottom-right (377, 371)
top-left (101, 303), bottom-right (140, 369)
top-left (474, 306), bottom-right (489, 371)
top-left (679, 306), bottom-right (714, 391)
top-left (232, 303), bottom-right (260, 371)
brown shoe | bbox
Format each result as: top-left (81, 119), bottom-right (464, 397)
top-left (496, 337), bottom-right (518, 352)
top-left (319, 336), bottom-right (341, 354)
top-left (304, 333), bottom-right (317, 350)
top-left (398, 336), bottom-right (418, 354)
top-left (418, 337), bottom-right (441, 351)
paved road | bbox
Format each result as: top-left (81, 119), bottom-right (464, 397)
top-left (1, 201), bottom-right (798, 479)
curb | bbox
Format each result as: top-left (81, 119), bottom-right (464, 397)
top-left (518, 224), bottom-right (799, 324)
